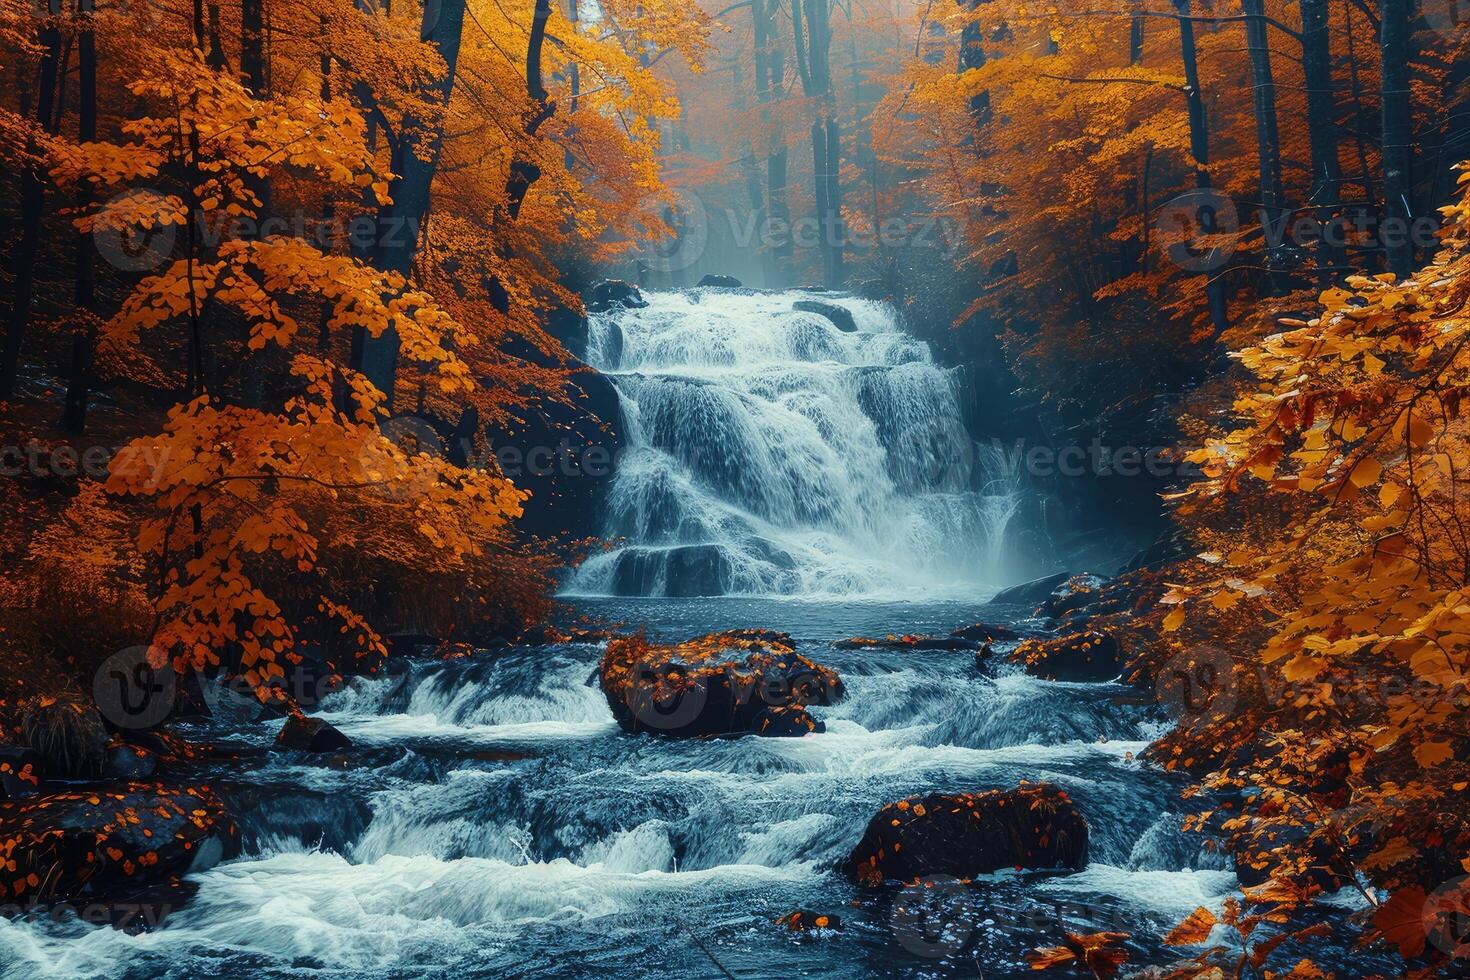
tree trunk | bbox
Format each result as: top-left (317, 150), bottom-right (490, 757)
top-left (240, 0), bottom-right (270, 218)
top-left (1241, 0), bottom-right (1286, 293)
top-left (1, 0), bottom-right (63, 401)
top-left (63, 0), bottom-right (98, 432)
top-left (1379, 0), bottom-right (1414, 276)
top-left (1174, 0), bottom-right (1229, 335)
top-left (352, 0), bottom-right (469, 408)
top-left (763, 0), bottom-right (791, 284)
top-left (1299, 0), bottom-right (1346, 281)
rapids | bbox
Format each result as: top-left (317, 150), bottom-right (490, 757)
top-left (0, 294), bottom-right (1384, 979)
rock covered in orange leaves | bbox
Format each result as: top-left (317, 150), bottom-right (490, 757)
top-left (0, 783), bottom-right (238, 913)
top-left (847, 783), bottom-right (1088, 887)
top-left (598, 629), bottom-right (844, 738)
top-left (1012, 631), bottom-right (1123, 683)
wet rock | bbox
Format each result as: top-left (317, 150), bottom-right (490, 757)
top-left (1039, 573), bottom-right (1112, 619)
top-left (775, 909), bottom-right (843, 932)
top-left (102, 743), bottom-right (158, 781)
top-left (19, 694), bottom-right (109, 778)
top-left (848, 783), bottom-right (1089, 887)
top-left (1012, 631), bottom-right (1123, 682)
top-left (950, 622), bottom-right (1021, 643)
top-left (275, 716), bottom-right (353, 753)
top-left (988, 571), bottom-right (1071, 607)
top-left (598, 630), bottom-right (843, 738)
top-left (697, 274), bottom-right (743, 288)
top-left (490, 364), bottom-right (624, 542)
top-left (834, 635), bottom-right (978, 652)
top-left (0, 784), bottom-right (239, 911)
top-left (0, 746), bottom-right (43, 799)
top-left (386, 633), bottom-right (441, 658)
top-left (973, 643), bottom-right (994, 671)
top-left (587, 279), bottom-right (648, 312)
top-left (792, 300), bottom-right (857, 332)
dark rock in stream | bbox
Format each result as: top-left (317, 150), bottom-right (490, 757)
top-left (792, 300), bottom-right (858, 332)
top-left (1038, 573), bottom-right (1112, 619)
top-left (599, 630), bottom-right (843, 738)
top-left (696, 274), bottom-right (743, 288)
top-left (275, 716), bottom-right (353, 753)
top-left (0, 784), bottom-right (239, 915)
top-left (848, 783), bottom-right (1089, 887)
top-left (1012, 631), bottom-right (1123, 683)
top-left (988, 571), bottom-right (1072, 608)
top-left (587, 279), bottom-right (648, 312)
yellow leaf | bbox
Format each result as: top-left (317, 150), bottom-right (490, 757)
top-left (1348, 456), bottom-right (1382, 488)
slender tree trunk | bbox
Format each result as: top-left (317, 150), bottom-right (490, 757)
top-left (1341, 0), bottom-right (1379, 215)
top-left (1299, 0), bottom-right (1346, 281)
top-left (63, 0), bottom-right (98, 432)
top-left (318, 15), bottom-right (334, 353)
top-left (1, 0), bottom-right (63, 401)
top-left (240, 0), bottom-right (270, 219)
top-left (1379, 0), bottom-right (1414, 276)
top-left (352, 0), bottom-right (470, 407)
top-left (1174, 0), bottom-right (1229, 335)
top-left (764, 0), bottom-right (791, 284)
top-left (1241, 0), bottom-right (1286, 293)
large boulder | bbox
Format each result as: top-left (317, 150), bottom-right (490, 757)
top-left (19, 694), bottom-right (110, 778)
top-left (599, 630), bottom-right (844, 738)
top-left (792, 300), bottom-right (857, 332)
top-left (1012, 630), bottom-right (1123, 682)
top-left (848, 783), bottom-right (1088, 887)
top-left (0, 784), bottom-right (238, 910)
top-left (587, 279), bottom-right (648, 313)
top-left (697, 274), bottom-right (743, 288)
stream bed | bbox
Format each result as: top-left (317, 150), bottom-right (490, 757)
top-left (0, 596), bottom-right (1288, 979)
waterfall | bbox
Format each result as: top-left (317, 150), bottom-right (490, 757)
top-left (565, 289), bottom-right (1021, 597)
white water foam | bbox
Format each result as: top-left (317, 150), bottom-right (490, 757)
top-left (566, 289), bottom-right (1022, 597)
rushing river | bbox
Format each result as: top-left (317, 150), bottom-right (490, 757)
top-left (0, 292), bottom-right (1380, 977)
top-left (0, 596), bottom-right (1250, 979)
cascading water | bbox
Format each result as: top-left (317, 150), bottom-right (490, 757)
top-left (566, 289), bottom-right (1021, 598)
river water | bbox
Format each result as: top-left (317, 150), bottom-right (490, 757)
top-left (0, 292), bottom-right (1379, 977)
top-left (0, 596), bottom-right (1252, 979)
